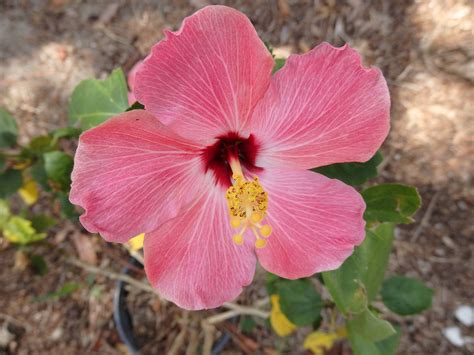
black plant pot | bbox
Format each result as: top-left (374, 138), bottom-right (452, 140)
top-left (113, 258), bottom-right (234, 354)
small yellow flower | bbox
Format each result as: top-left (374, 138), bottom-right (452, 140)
top-left (270, 294), bottom-right (296, 337)
top-left (127, 233), bottom-right (145, 251)
top-left (303, 327), bottom-right (347, 355)
top-left (19, 179), bottom-right (39, 206)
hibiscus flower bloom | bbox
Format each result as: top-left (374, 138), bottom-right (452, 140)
top-left (70, 5), bottom-right (389, 310)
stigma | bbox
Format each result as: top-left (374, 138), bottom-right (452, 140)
top-left (225, 158), bottom-right (272, 249)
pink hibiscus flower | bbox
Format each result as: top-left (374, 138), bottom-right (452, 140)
top-left (70, 5), bottom-right (390, 310)
top-left (127, 60), bottom-right (142, 105)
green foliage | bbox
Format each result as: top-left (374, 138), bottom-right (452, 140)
top-left (68, 68), bottom-right (129, 129)
top-left (0, 200), bottom-right (10, 228)
top-left (277, 279), bottom-right (323, 326)
top-left (43, 151), bottom-right (73, 191)
top-left (2, 216), bottom-right (47, 245)
top-left (28, 135), bottom-right (57, 155)
top-left (376, 326), bottom-right (402, 355)
top-left (322, 223), bottom-right (394, 314)
top-left (31, 214), bottom-right (56, 232)
top-left (348, 316), bottom-right (400, 355)
top-left (273, 58), bottom-right (286, 74)
top-left (348, 319), bottom-right (400, 355)
top-left (30, 254), bottom-right (48, 276)
top-left (348, 309), bottom-right (395, 342)
top-left (0, 108), bottom-right (18, 148)
top-left (381, 276), bottom-right (433, 315)
top-left (0, 169), bottom-right (22, 198)
top-left (362, 184), bottom-right (421, 224)
top-left (266, 272), bottom-right (283, 294)
top-left (240, 316), bottom-right (257, 334)
top-left (34, 282), bottom-right (80, 302)
top-left (126, 101), bottom-right (145, 111)
top-left (30, 159), bottom-right (50, 191)
top-left (57, 191), bottom-right (78, 219)
top-left (313, 151), bottom-right (383, 186)
top-left (51, 127), bottom-right (81, 145)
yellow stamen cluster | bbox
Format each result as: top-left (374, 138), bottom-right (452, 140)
top-left (225, 173), bottom-right (272, 249)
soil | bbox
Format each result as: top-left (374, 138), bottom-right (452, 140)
top-left (0, 0), bottom-right (472, 354)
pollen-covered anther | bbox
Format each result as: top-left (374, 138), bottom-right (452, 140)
top-left (259, 225), bottom-right (272, 238)
top-left (226, 171), bottom-right (272, 248)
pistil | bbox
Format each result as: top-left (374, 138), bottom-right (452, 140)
top-left (225, 157), bottom-right (272, 248)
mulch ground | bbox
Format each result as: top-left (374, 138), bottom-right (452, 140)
top-left (0, 0), bottom-right (472, 354)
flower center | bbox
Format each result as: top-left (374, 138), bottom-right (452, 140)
top-left (201, 132), bottom-right (260, 188)
top-left (225, 158), bottom-right (272, 249)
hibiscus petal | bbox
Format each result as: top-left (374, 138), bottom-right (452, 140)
top-left (144, 189), bottom-right (256, 310)
top-left (256, 168), bottom-right (365, 279)
top-left (127, 60), bottom-right (143, 105)
top-left (252, 43), bottom-right (390, 169)
top-left (70, 110), bottom-right (209, 243)
top-left (134, 5), bottom-right (274, 142)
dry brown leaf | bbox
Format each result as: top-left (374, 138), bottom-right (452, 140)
top-left (72, 233), bottom-right (98, 265)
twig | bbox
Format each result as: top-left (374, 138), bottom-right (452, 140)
top-left (169, 312), bottom-right (189, 355)
top-left (206, 310), bottom-right (241, 325)
top-left (205, 300), bottom-right (269, 325)
top-left (65, 257), bottom-right (155, 293)
top-left (412, 190), bottom-right (440, 242)
top-left (201, 320), bottom-right (215, 355)
top-left (222, 301), bottom-right (269, 319)
top-left (185, 327), bottom-right (199, 355)
top-left (67, 257), bottom-right (269, 318)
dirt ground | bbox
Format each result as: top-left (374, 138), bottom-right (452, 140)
top-left (0, 0), bottom-right (472, 354)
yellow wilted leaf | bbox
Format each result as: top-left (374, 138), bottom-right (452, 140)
top-left (19, 179), bottom-right (39, 205)
top-left (303, 327), bottom-right (347, 355)
top-left (270, 294), bottom-right (296, 337)
top-left (12, 161), bottom-right (29, 170)
top-left (128, 233), bottom-right (144, 251)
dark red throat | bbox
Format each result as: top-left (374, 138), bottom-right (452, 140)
top-left (201, 132), bottom-right (261, 188)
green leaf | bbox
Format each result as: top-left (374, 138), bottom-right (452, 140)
top-left (28, 135), bottom-right (57, 155)
top-left (68, 68), bottom-right (129, 129)
top-left (30, 159), bottom-right (50, 191)
top-left (277, 279), bottom-right (323, 326)
top-left (0, 155), bottom-right (5, 171)
top-left (34, 282), bottom-right (80, 302)
top-left (348, 309), bottom-right (396, 342)
top-left (313, 151), bottom-right (383, 186)
top-left (0, 199), bottom-right (10, 229)
top-left (30, 254), bottom-right (48, 276)
top-left (43, 151), bottom-right (73, 191)
top-left (31, 214), bottom-right (56, 232)
top-left (322, 223), bottom-right (394, 314)
top-left (347, 334), bottom-right (380, 355)
top-left (0, 108), bottom-right (18, 148)
top-left (381, 276), bottom-right (433, 315)
top-left (347, 311), bottom-right (398, 355)
top-left (56, 192), bottom-right (78, 220)
top-left (0, 169), bottom-right (22, 198)
top-left (362, 184), bottom-right (421, 224)
top-left (126, 101), bottom-right (145, 111)
top-left (2, 216), bottom-right (47, 245)
top-left (357, 223), bottom-right (395, 302)
top-left (273, 58), bottom-right (286, 74)
top-left (266, 272), bottom-right (283, 294)
top-left (240, 316), bottom-right (257, 334)
top-left (376, 326), bottom-right (401, 355)
top-left (51, 127), bottom-right (81, 145)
